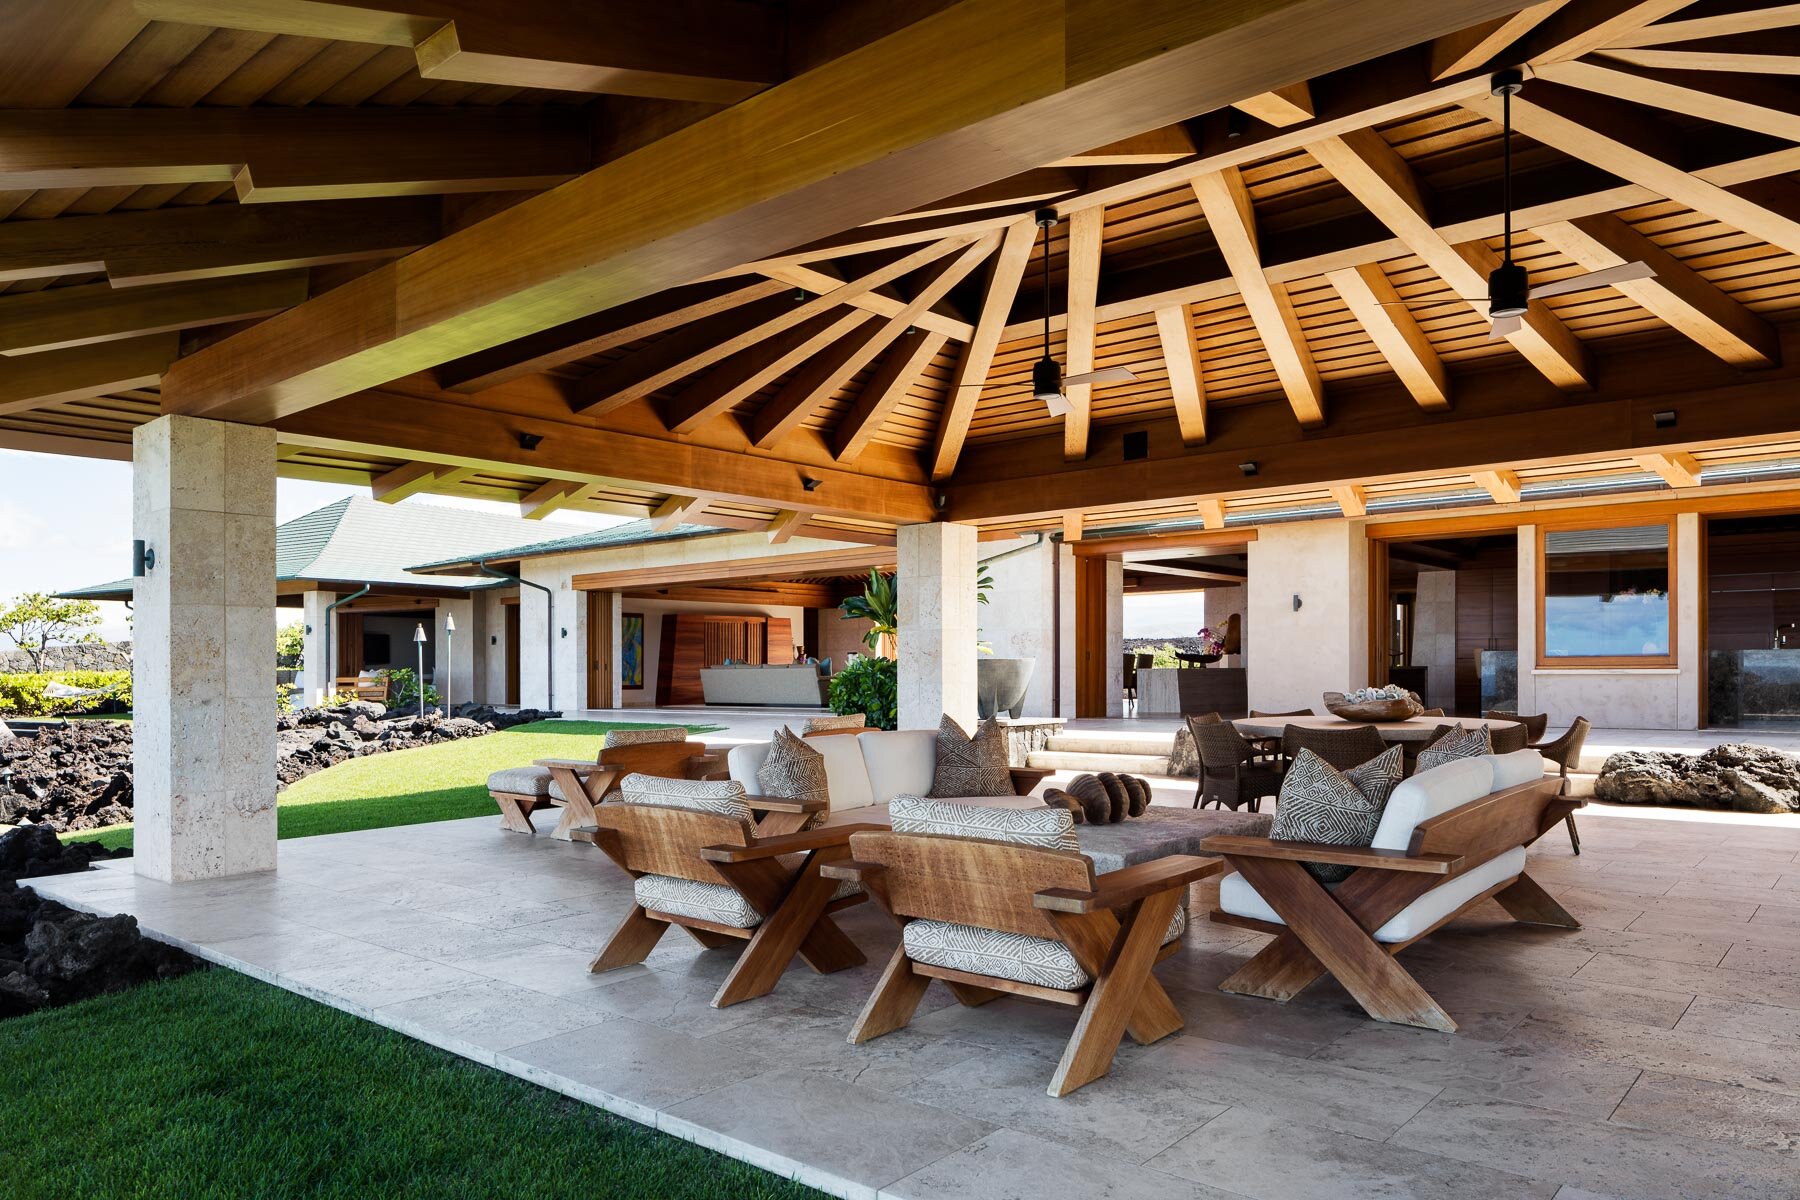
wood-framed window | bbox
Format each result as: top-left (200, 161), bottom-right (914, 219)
top-left (1536, 519), bottom-right (1676, 669)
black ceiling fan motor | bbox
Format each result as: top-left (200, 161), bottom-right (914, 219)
top-left (1487, 67), bottom-right (1528, 321)
top-left (1032, 356), bottom-right (1063, 401)
top-left (1488, 260), bottom-right (1530, 319)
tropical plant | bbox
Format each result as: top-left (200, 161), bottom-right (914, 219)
top-left (378, 667), bottom-right (440, 712)
top-left (0, 593), bottom-right (103, 672)
top-left (827, 655), bottom-right (897, 731)
top-left (275, 621), bottom-right (305, 669)
top-left (275, 681), bottom-right (297, 714)
top-left (839, 569), bottom-right (897, 654)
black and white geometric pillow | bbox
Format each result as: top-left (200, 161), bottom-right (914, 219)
top-left (1415, 724), bottom-right (1494, 775)
top-left (890, 794), bottom-right (1080, 851)
top-left (757, 727), bottom-right (831, 829)
top-left (1271, 745), bottom-right (1403, 883)
top-left (928, 714), bottom-right (1015, 798)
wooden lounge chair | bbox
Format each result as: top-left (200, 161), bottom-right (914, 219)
top-left (577, 774), bottom-right (879, 1008)
top-left (824, 797), bottom-right (1218, 1097)
top-left (488, 727), bottom-right (722, 838)
top-left (335, 673), bottom-right (388, 703)
top-left (1202, 751), bottom-right (1580, 1033)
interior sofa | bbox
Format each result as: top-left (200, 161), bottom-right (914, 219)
top-left (729, 728), bottom-right (1042, 823)
top-left (700, 663), bottom-right (829, 706)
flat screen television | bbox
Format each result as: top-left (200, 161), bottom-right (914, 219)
top-left (362, 632), bottom-right (391, 666)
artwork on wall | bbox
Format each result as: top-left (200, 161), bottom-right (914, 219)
top-left (621, 613), bottom-right (645, 690)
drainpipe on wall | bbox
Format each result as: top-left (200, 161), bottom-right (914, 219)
top-left (476, 560), bottom-right (553, 710)
top-left (322, 585), bottom-right (372, 703)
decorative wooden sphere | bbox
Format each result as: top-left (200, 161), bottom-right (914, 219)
top-left (1045, 772), bottom-right (1151, 824)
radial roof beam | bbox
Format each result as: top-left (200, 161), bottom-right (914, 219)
top-left (1594, 29), bottom-right (1800, 73)
top-left (1535, 59), bottom-right (1800, 144)
top-left (1052, 126), bottom-right (1197, 165)
top-left (1306, 128), bottom-right (1591, 391)
top-left (1429, 1), bottom-right (1570, 78)
top-left (834, 330), bottom-right (950, 463)
top-left (133, 0), bottom-right (783, 103)
top-left (663, 309), bottom-right (873, 434)
top-left (1603, 3), bottom-right (1800, 47)
top-left (1512, 0), bottom-right (1697, 65)
top-left (1190, 167), bottom-right (1325, 427)
top-left (1324, 262), bottom-right (1451, 410)
top-left (158, 0), bottom-right (1523, 425)
top-left (1061, 205), bottom-right (1105, 461)
top-left (1153, 304), bottom-right (1208, 445)
top-left (1232, 82), bottom-right (1314, 127)
top-left (931, 216), bottom-right (1038, 481)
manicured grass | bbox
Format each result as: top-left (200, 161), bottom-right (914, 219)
top-left (64, 719), bottom-right (721, 852)
top-left (0, 969), bottom-right (817, 1200)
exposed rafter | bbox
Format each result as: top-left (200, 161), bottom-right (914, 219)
top-left (1330, 484), bottom-right (1368, 516)
top-left (1594, 29), bottom-right (1800, 74)
top-left (1601, 3), bottom-right (1800, 47)
top-left (930, 217), bottom-right (1038, 481)
top-left (1511, 0), bottom-right (1697, 65)
top-left (1635, 450), bottom-right (1702, 488)
top-left (1232, 83), bottom-right (1314, 127)
top-left (1429, 1), bottom-right (1570, 78)
top-left (1153, 304), bottom-right (1208, 446)
top-left (1061, 206), bottom-right (1105, 461)
top-left (1324, 263), bottom-right (1451, 411)
top-left (767, 509), bottom-right (809, 544)
top-left (834, 330), bottom-right (950, 463)
top-left (1472, 469), bottom-right (1523, 504)
top-left (664, 309), bottom-right (873, 435)
top-left (651, 494), bottom-right (705, 531)
top-left (1534, 59), bottom-right (1800, 144)
top-left (518, 479), bottom-right (596, 520)
top-left (0, 333), bottom-right (177, 417)
top-left (0, 271), bottom-right (306, 355)
top-left (371, 460), bottom-right (473, 503)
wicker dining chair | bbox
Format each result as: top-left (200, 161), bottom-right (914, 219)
top-left (1191, 717), bottom-right (1282, 812)
top-left (1280, 722), bottom-right (1387, 772)
top-left (1488, 722), bottom-right (1531, 754)
top-left (1533, 717), bottom-right (1591, 854)
top-left (1246, 708), bottom-right (1310, 761)
top-left (1486, 710), bottom-right (1550, 743)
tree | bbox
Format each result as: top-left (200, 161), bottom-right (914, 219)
top-left (276, 620), bottom-right (305, 669)
top-left (0, 592), bottom-right (103, 671)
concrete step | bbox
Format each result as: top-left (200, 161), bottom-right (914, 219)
top-left (1027, 749), bottom-right (1173, 776)
top-left (1042, 733), bottom-right (1177, 757)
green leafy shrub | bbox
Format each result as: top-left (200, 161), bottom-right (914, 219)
top-left (380, 667), bottom-right (441, 711)
top-left (276, 681), bottom-right (297, 714)
top-left (828, 655), bottom-right (897, 731)
top-left (0, 670), bottom-right (133, 717)
top-left (275, 621), bottom-right (305, 669)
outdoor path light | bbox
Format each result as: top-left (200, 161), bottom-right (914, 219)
top-left (413, 623), bottom-right (428, 718)
top-left (444, 613), bottom-right (456, 713)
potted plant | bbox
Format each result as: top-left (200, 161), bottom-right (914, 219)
top-left (839, 568), bottom-right (897, 658)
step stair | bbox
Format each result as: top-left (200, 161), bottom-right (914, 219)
top-left (1027, 732), bottom-right (1179, 777)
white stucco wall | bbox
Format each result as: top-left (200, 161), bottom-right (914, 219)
top-left (976, 535), bottom-right (1061, 718)
top-left (1205, 583), bottom-right (1247, 669)
top-left (1246, 520), bottom-right (1369, 713)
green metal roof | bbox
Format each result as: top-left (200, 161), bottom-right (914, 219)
top-left (407, 519), bottom-right (723, 573)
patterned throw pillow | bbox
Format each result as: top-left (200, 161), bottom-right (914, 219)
top-left (1271, 746), bottom-right (1403, 883)
top-left (757, 727), bottom-right (830, 830)
top-left (603, 726), bottom-right (688, 748)
top-left (928, 715), bottom-right (1014, 798)
top-left (1415, 724), bottom-right (1494, 775)
top-left (801, 713), bottom-right (866, 735)
top-left (618, 774), bottom-right (753, 828)
top-left (890, 794), bottom-right (1080, 851)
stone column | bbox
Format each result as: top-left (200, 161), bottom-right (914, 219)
top-left (1515, 526), bottom-right (1537, 717)
top-left (1245, 520), bottom-right (1369, 713)
top-left (1103, 558), bottom-right (1125, 718)
top-left (898, 522), bottom-right (978, 731)
top-left (299, 588), bottom-right (332, 705)
top-left (1676, 511), bottom-right (1702, 730)
top-left (132, 415), bottom-right (276, 882)
top-left (1055, 540), bottom-right (1077, 717)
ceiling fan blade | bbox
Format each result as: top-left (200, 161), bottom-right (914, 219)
top-left (1488, 314), bottom-right (1523, 341)
top-left (1061, 366), bottom-right (1137, 388)
top-left (1528, 260), bottom-right (1655, 300)
top-left (1043, 392), bottom-right (1073, 418)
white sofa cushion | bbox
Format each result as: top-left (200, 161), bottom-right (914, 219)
top-left (1485, 749), bottom-right (1548, 790)
top-left (635, 874), bottom-right (761, 928)
top-left (1369, 757), bottom-right (1494, 853)
top-left (1218, 846), bottom-right (1526, 944)
top-left (728, 741), bottom-right (772, 792)
top-left (730, 735), bottom-right (877, 811)
top-left (904, 905), bottom-right (1188, 990)
top-left (858, 729), bottom-right (939, 804)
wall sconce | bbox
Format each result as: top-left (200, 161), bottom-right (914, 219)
top-left (304, 624), bottom-right (313, 635)
top-left (1292, 594), bottom-right (1303, 612)
top-left (1238, 462), bottom-right (1258, 478)
top-left (1652, 410), bottom-right (1676, 429)
top-left (490, 635), bottom-right (498, 646)
top-left (132, 539), bottom-right (156, 576)
top-left (560, 627), bottom-right (569, 639)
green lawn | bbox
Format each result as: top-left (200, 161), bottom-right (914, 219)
top-left (0, 969), bottom-right (817, 1200)
top-left (64, 719), bottom-right (721, 851)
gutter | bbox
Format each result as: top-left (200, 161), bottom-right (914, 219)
top-left (477, 560), bottom-right (555, 710)
top-left (322, 584), bottom-right (372, 702)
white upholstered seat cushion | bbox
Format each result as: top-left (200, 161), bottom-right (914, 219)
top-left (1369, 757), bottom-right (1494, 852)
top-left (858, 729), bottom-right (940, 804)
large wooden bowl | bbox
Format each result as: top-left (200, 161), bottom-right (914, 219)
top-left (1323, 690), bottom-right (1424, 722)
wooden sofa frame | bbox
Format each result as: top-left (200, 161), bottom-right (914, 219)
top-left (491, 739), bottom-right (724, 839)
top-left (1201, 775), bottom-right (1580, 1033)
top-left (825, 832), bottom-right (1218, 1097)
top-left (576, 797), bottom-right (882, 1008)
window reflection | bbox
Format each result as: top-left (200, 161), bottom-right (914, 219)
top-left (1542, 525), bottom-right (1671, 660)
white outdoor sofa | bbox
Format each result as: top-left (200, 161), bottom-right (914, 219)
top-left (699, 663), bottom-right (829, 706)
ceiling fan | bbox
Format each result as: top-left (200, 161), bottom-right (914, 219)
top-left (961, 208), bottom-right (1136, 417)
top-left (1386, 69), bottom-right (1656, 340)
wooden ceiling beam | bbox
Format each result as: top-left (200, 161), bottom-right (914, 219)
top-left (1153, 304), bottom-right (1208, 446)
top-left (1061, 206), bottom-right (1105, 460)
top-left (1602, 3), bottom-right (1800, 47)
top-left (767, 509), bottom-right (809, 545)
top-left (1324, 262), bottom-right (1451, 411)
top-left (435, 277), bottom-right (790, 394)
top-left (1197, 498), bottom-right (1226, 530)
top-left (1053, 126), bottom-right (1197, 165)
top-left (751, 234), bottom-right (998, 449)
top-left (1634, 450), bottom-right (1702, 488)
top-left (1463, 84), bottom-right (1800, 258)
top-left (1511, 0), bottom-right (1697, 65)
top-left (1330, 484), bottom-right (1367, 516)
top-left (1232, 83), bottom-right (1314, 127)
top-left (0, 197), bottom-right (440, 287)
top-left (1594, 29), bottom-right (1800, 73)
top-left (0, 271), bottom-right (306, 355)
top-left (1190, 168), bottom-right (1325, 427)
top-left (758, 263), bottom-right (974, 341)
top-left (0, 333), bottom-right (178, 417)
top-left (663, 309), bottom-right (873, 435)
top-left (518, 478), bottom-right (594, 520)
top-left (1429, 1), bottom-right (1570, 78)
top-left (876, 168), bottom-right (1084, 223)
top-left (1306, 128), bottom-right (1591, 391)
top-left (160, 0), bottom-right (1525, 424)
top-left (1535, 59), bottom-right (1800, 144)
top-left (931, 217), bottom-right (1038, 481)
top-left (1472, 469), bottom-right (1522, 504)
top-left (1534, 214), bottom-right (1777, 368)
top-left (371, 460), bottom-right (474, 503)
top-left (133, 0), bottom-right (782, 104)
top-left (650, 494), bottom-right (705, 531)
top-left (834, 330), bottom-right (949, 463)
top-left (0, 107), bottom-right (589, 201)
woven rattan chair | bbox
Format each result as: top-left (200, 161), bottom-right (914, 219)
top-left (1488, 722), bottom-right (1530, 755)
top-left (1191, 717), bottom-right (1282, 812)
top-left (1533, 717), bottom-right (1591, 854)
top-left (1280, 722), bottom-right (1387, 772)
top-left (1246, 707), bottom-right (1309, 760)
top-left (1486, 710), bottom-right (1550, 743)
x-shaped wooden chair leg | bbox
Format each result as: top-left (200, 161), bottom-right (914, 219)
top-left (708, 844), bottom-right (865, 1008)
top-left (1044, 888), bottom-right (1186, 1096)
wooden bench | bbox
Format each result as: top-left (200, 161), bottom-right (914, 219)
top-left (1201, 767), bottom-right (1580, 1033)
top-left (335, 674), bottom-right (388, 703)
top-left (508, 739), bottom-right (724, 839)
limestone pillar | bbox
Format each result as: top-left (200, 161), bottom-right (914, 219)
top-left (898, 522), bottom-right (978, 731)
top-left (1245, 520), bottom-right (1369, 713)
top-left (132, 415), bottom-right (277, 882)
top-left (1676, 511), bottom-right (1702, 730)
top-left (299, 588), bottom-right (332, 705)
top-left (1103, 558), bottom-right (1125, 718)
top-left (1515, 526), bottom-right (1537, 717)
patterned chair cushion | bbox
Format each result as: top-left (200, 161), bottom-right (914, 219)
top-left (618, 774), bottom-right (753, 829)
top-left (903, 905), bottom-right (1188, 991)
top-left (1415, 724), bottom-right (1494, 775)
top-left (487, 765), bottom-right (553, 796)
top-left (757, 727), bottom-right (830, 830)
top-left (635, 874), bottom-right (762, 928)
top-left (801, 713), bottom-right (866, 735)
top-left (603, 726), bottom-right (689, 748)
top-left (928, 715), bottom-right (1014, 798)
top-left (548, 776), bottom-right (623, 806)
top-left (889, 794), bottom-right (1079, 851)
top-left (1271, 746), bottom-right (1403, 883)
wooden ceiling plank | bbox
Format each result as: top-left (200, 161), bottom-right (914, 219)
top-left (1514, 0), bottom-right (1698, 65)
top-left (436, 277), bottom-right (789, 393)
top-left (1602, 2), bottom-right (1800, 47)
top-left (1535, 58), bottom-right (1800, 144)
top-left (750, 232), bottom-right (998, 448)
top-left (1634, 450), bottom-right (1703, 488)
top-left (1430, 1), bottom-right (1571, 78)
top-left (158, 0), bottom-right (1525, 425)
top-left (0, 271), bottom-right (307, 355)
top-left (1463, 86), bottom-right (1800, 259)
top-left (1472, 468), bottom-right (1522, 503)
top-left (0, 196), bottom-right (440, 287)
top-left (834, 329), bottom-right (950, 463)
top-left (1152, 304), bottom-right (1208, 445)
top-left (584, 235), bottom-right (977, 419)
top-left (1232, 82), bottom-right (1314, 127)
top-left (1534, 214), bottom-right (1778, 367)
top-left (136, 0), bottom-right (782, 103)
top-left (1306, 128), bottom-right (1591, 391)
top-left (1190, 167), bottom-right (1325, 427)
top-left (767, 509), bottom-right (808, 544)
top-left (1052, 125), bottom-right (1197, 166)
top-left (663, 309), bottom-right (873, 434)
top-left (0, 0), bottom-right (148, 109)
top-left (0, 107), bottom-right (589, 200)
top-left (0, 332), bottom-right (179, 417)
top-left (930, 217), bottom-right (1038, 481)
top-left (1324, 262), bottom-right (1451, 410)
top-left (1594, 29), bottom-right (1800, 73)
top-left (1061, 206), bottom-right (1105, 461)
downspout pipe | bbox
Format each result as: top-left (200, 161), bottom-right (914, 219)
top-left (477, 560), bottom-right (553, 710)
top-left (323, 584), bottom-right (372, 703)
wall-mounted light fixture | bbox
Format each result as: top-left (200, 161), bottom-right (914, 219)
top-left (1238, 462), bottom-right (1258, 478)
top-left (1652, 410), bottom-right (1677, 429)
top-left (304, 624), bottom-right (313, 635)
top-left (1292, 594), bottom-right (1303, 612)
top-left (490, 635), bottom-right (498, 646)
top-left (560, 627), bottom-right (569, 639)
top-left (132, 539), bottom-right (156, 576)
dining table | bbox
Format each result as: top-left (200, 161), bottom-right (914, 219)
top-left (1230, 713), bottom-right (1520, 744)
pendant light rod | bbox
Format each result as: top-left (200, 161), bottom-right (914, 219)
top-left (1492, 68), bottom-right (1524, 267)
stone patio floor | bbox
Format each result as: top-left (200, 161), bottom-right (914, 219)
top-left (31, 802), bottom-right (1800, 1199)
